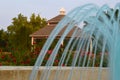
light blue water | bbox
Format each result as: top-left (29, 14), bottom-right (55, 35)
top-left (30, 3), bottom-right (120, 80)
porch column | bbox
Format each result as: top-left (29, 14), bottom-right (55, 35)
top-left (90, 38), bottom-right (93, 53)
top-left (31, 37), bottom-right (34, 45)
top-left (61, 39), bottom-right (64, 46)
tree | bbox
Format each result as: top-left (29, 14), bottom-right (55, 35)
top-left (0, 29), bottom-right (8, 51)
top-left (7, 13), bottom-right (47, 51)
top-left (29, 13), bottom-right (47, 32)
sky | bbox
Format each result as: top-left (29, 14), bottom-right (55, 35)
top-left (0, 0), bottom-right (120, 30)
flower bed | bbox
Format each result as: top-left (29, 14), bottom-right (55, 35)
top-left (0, 48), bottom-right (108, 67)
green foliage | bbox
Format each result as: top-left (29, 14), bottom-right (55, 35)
top-left (30, 13), bottom-right (47, 31)
top-left (7, 13), bottom-right (47, 50)
top-left (0, 13), bottom-right (47, 66)
top-left (0, 29), bottom-right (9, 51)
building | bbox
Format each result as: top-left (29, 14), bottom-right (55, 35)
top-left (30, 8), bottom-right (81, 47)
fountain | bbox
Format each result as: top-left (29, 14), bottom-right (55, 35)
top-left (29, 3), bottom-right (120, 80)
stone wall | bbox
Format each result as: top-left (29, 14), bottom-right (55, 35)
top-left (0, 66), bottom-right (109, 80)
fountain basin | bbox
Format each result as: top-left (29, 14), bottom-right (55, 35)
top-left (0, 66), bottom-right (108, 80)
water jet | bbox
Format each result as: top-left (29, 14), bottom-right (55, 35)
top-left (30, 3), bottom-right (120, 80)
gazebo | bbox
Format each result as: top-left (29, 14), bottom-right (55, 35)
top-left (29, 8), bottom-right (81, 47)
